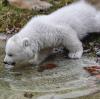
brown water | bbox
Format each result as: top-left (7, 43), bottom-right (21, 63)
top-left (0, 34), bottom-right (100, 99)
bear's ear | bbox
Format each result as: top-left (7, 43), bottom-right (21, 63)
top-left (22, 38), bottom-right (30, 47)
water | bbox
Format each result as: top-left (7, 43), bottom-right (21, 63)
top-left (0, 33), bottom-right (100, 99)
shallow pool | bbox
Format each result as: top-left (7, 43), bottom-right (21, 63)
top-left (0, 34), bottom-right (100, 99)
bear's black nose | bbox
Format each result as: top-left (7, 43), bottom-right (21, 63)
top-left (3, 61), bottom-right (7, 64)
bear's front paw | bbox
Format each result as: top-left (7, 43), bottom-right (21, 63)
top-left (68, 50), bottom-right (83, 59)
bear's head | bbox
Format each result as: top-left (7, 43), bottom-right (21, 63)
top-left (4, 35), bottom-right (34, 65)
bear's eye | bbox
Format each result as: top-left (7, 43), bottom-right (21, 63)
top-left (8, 54), bottom-right (13, 57)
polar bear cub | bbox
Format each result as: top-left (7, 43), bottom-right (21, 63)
top-left (4, 1), bottom-right (100, 65)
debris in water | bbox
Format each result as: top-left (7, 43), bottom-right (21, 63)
top-left (84, 66), bottom-right (100, 76)
top-left (24, 92), bottom-right (33, 98)
top-left (38, 63), bottom-right (57, 72)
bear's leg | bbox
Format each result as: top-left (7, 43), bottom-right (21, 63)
top-left (49, 25), bottom-right (83, 59)
top-left (63, 32), bottom-right (83, 59)
top-left (29, 48), bottom-right (52, 65)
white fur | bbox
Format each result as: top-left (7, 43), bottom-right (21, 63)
top-left (4, 1), bottom-right (100, 65)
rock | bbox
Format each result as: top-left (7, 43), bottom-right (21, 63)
top-left (7, 0), bottom-right (52, 11)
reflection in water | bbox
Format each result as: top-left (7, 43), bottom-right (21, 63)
top-left (0, 34), bottom-right (100, 99)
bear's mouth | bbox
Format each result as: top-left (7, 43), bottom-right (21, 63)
top-left (3, 61), bottom-right (16, 65)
